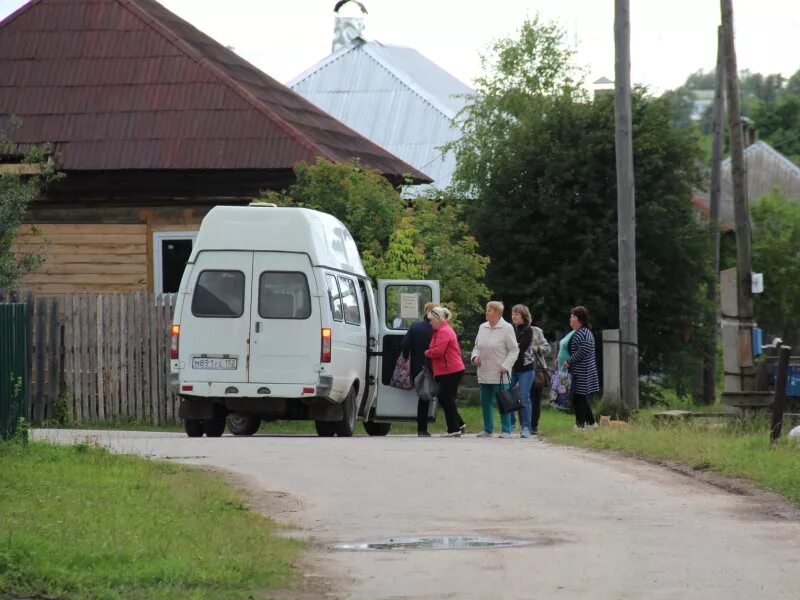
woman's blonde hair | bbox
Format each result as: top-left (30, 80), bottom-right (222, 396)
top-left (511, 304), bottom-right (532, 325)
top-left (429, 306), bottom-right (452, 323)
top-left (486, 301), bottom-right (504, 315)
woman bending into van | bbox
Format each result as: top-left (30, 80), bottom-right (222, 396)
top-left (564, 306), bottom-right (599, 429)
top-left (471, 301), bottom-right (520, 438)
top-left (424, 307), bottom-right (466, 437)
top-left (402, 301), bottom-right (436, 436)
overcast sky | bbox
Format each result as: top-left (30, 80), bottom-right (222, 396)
top-left (2, 0), bottom-right (799, 93)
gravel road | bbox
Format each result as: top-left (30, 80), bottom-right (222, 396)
top-left (34, 429), bottom-right (800, 600)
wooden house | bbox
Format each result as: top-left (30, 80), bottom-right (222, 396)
top-left (0, 0), bottom-right (429, 295)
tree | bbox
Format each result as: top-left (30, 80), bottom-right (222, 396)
top-left (750, 94), bottom-right (800, 161)
top-left (262, 159), bottom-right (490, 322)
top-left (452, 17), bottom-right (711, 399)
top-left (0, 122), bottom-right (59, 289)
top-left (751, 192), bottom-right (800, 345)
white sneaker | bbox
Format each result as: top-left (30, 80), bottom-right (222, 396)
top-left (499, 432), bottom-right (512, 439)
top-left (521, 428), bottom-right (531, 439)
top-left (572, 425), bottom-right (584, 431)
top-left (587, 423), bottom-right (599, 430)
top-left (476, 431), bottom-right (492, 438)
top-left (441, 431), bottom-right (462, 437)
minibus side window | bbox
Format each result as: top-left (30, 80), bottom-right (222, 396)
top-left (258, 272), bottom-right (312, 319)
top-left (325, 274), bottom-right (344, 322)
top-left (191, 270), bottom-right (245, 318)
top-left (338, 276), bottom-right (361, 326)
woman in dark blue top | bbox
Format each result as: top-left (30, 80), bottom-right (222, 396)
top-left (402, 302), bottom-right (435, 436)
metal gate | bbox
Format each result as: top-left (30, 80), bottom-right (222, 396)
top-left (0, 303), bottom-right (29, 440)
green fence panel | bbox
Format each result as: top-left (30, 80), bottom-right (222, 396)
top-left (0, 303), bottom-right (29, 441)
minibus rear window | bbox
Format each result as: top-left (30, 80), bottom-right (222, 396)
top-left (259, 272), bottom-right (312, 319)
top-left (191, 270), bottom-right (245, 318)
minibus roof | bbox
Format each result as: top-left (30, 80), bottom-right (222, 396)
top-left (191, 205), bottom-right (367, 277)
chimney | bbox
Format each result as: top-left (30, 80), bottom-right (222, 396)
top-left (333, 1), bottom-right (367, 53)
top-left (741, 116), bottom-right (758, 147)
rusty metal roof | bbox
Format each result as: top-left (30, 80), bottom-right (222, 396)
top-left (0, 0), bottom-right (430, 182)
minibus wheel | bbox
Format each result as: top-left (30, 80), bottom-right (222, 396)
top-left (314, 421), bottom-right (336, 436)
top-left (363, 421), bottom-right (391, 436)
top-left (226, 413), bottom-right (261, 436)
top-left (334, 387), bottom-right (357, 437)
top-left (184, 418), bottom-right (204, 438)
top-left (202, 406), bottom-right (227, 437)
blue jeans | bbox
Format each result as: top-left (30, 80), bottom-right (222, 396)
top-left (479, 383), bottom-right (513, 434)
top-left (511, 370), bottom-right (534, 430)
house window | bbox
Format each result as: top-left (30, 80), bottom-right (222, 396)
top-left (153, 231), bottom-right (197, 295)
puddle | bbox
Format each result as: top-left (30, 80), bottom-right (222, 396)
top-left (334, 535), bottom-right (539, 551)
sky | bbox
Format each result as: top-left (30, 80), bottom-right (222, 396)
top-left (1, 0), bottom-right (799, 93)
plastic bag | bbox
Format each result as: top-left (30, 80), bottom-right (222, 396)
top-left (389, 355), bottom-right (413, 390)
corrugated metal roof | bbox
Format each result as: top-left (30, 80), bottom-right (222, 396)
top-left (0, 0), bottom-right (430, 181)
top-left (720, 141), bottom-right (800, 226)
top-left (289, 39), bottom-right (474, 191)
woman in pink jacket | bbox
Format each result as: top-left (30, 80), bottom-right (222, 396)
top-left (424, 306), bottom-right (466, 437)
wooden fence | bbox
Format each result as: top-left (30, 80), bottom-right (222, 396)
top-left (0, 291), bottom-right (178, 425)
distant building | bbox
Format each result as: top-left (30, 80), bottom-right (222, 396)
top-left (693, 141), bottom-right (800, 231)
top-left (690, 90), bottom-right (715, 122)
top-left (289, 11), bottom-right (473, 195)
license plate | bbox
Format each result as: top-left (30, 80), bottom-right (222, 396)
top-left (192, 357), bottom-right (238, 370)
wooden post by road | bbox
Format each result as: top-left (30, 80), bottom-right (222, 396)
top-left (720, 0), bottom-right (755, 391)
top-left (770, 346), bottom-right (791, 442)
top-left (614, 0), bottom-right (639, 410)
top-left (703, 25), bottom-right (725, 405)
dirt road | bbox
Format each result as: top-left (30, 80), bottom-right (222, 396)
top-left (35, 430), bottom-right (800, 599)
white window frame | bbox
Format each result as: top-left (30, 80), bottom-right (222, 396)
top-left (153, 231), bottom-right (198, 296)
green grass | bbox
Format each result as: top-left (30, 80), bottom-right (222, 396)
top-left (0, 441), bottom-right (303, 600)
top-left (543, 408), bottom-right (800, 503)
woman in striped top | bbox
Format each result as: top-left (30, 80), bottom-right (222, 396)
top-left (564, 306), bottom-right (599, 429)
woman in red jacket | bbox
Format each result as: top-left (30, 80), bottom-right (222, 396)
top-left (424, 306), bottom-right (466, 437)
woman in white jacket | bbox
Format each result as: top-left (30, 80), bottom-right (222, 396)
top-left (470, 301), bottom-right (520, 438)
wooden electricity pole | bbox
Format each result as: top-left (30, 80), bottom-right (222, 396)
top-left (614, 0), bottom-right (639, 410)
top-left (720, 0), bottom-right (755, 391)
top-left (703, 26), bottom-right (725, 405)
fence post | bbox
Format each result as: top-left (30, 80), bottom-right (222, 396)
top-left (771, 345), bottom-right (791, 442)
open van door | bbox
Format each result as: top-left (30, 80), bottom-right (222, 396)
top-left (374, 279), bottom-right (440, 420)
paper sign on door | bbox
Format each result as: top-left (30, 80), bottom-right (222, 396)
top-left (399, 293), bottom-right (419, 319)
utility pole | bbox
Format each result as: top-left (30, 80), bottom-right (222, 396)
top-left (720, 0), bottom-right (755, 391)
top-left (703, 26), bottom-right (725, 405)
top-left (614, 0), bottom-right (639, 410)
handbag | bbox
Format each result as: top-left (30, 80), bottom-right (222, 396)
top-left (496, 372), bottom-right (524, 414)
top-left (414, 365), bottom-right (439, 402)
top-left (389, 355), bottom-right (413, 390)
top-left (534, 368), bottom-right (551, 389)
top-left (533, 350), bottom-right (551, 389)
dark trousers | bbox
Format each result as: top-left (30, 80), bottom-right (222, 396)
top-left (436, 370), bottom-right (465, 434)
top-left (417, 398), bottom-right (430, 433)
top-left (573, 393), bottom-right (596, 427)
top-left (530, 385), bottom-right (543, 431)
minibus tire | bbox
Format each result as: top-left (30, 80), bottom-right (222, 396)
top-left (184, 418), bottom-right (204, 438)
top-left (202, 414), bottom-right (226, 437)
top-left (334, 387), bottom-right (357, 437)
top-left (363, 421), bottom-right (391, 436)
top-left (226, 414), bottom-right (261, 436)
top-left (314, 421), bottom-right (336, 437)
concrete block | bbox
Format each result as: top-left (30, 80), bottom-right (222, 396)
top-left (602, 329), bottom-right (621, 404)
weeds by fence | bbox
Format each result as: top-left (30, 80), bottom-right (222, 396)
top-left (0, 291), bottom-right (177, 425)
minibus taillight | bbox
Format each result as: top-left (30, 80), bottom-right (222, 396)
top-left (321, 328), bottom-right (332, 363)
top-left (170, 324), bottom-right (180, 359)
